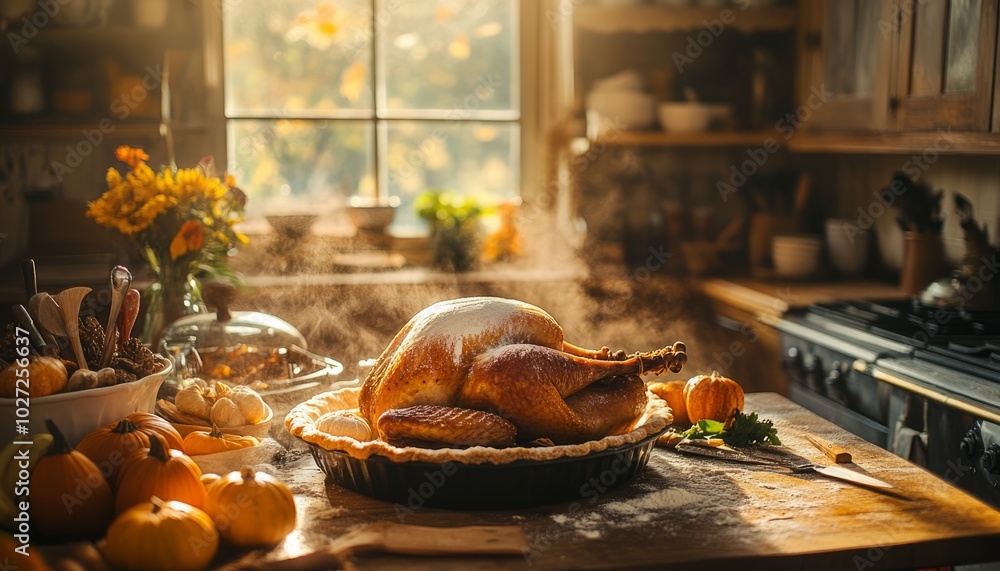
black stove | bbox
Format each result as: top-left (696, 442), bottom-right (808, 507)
top-left (777, 298), bottom-right (1000, 509)
top-left (806, 299), bottom-right (1000, 383)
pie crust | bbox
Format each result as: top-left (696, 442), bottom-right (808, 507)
top-left (285, 386), bottom-right (673, 465)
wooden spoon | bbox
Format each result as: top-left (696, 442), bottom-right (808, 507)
top-left (28, 292), bottom-right (59, 348)
top-left (53, 287), bottom-right (92, 370)
top-left (37, 294), bottom-right (70, 361)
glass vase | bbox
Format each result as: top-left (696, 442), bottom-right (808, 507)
top-left (138, 248), bottom-right (207, 350)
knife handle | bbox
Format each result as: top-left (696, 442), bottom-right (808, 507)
top-left (805, 433), bottom-right (852, 463)
top-left (21, 259), bottom-right (37, 299)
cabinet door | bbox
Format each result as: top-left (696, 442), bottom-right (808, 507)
top-left (895, 0), bottom-right (998, 131)
top-left (798, 0), bottom-right (895, 132)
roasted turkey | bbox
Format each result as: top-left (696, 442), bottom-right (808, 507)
top-left (359, 297), bottom-right (687, 447)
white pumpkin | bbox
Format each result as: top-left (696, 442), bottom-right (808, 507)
top-left (315, 410), bottom-right (372, 441)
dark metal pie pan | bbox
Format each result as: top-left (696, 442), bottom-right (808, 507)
top-left (307, 428), bottom-right (666, 510)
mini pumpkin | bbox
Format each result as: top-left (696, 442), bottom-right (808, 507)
top-left (29, 419), bottom-right (114, 540)
top-left (76, 418), bottom-right (150, 487)
top-left (205, 468), bottom-right (296, 547)
top-left (104, 497), bottom-right (219, 571)
top-left (211, 397), bottom-right (243, 427)
top-left (115, 432), bottom-right (206, 513)
top-left (230, 386), bottom-right (267, 424)
top-left (183, 425), bottom-right (259, 456)
top-left (0, 532), bottom-right (50, 570)
top-left (0, 356), bottom-right (67, 398)
top-left (125, 411), bottom-right (185, 451)
top-left (648, 380), bottom-right (689, 425)
top-left (315, 409), bottom-right (373, 441)
top-left (201, 473), bottom-right (221, 487)
top-left (684, 371), bottom-right (744, 425)
top-left (175, 384), bottom-right (213, 419)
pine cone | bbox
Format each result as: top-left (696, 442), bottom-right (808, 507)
top-left (112, 337), bottom-right (157, 378)
top-left (115, 368), bottom-right (137, 385)
top-left (79, 317), bottom-right (106, 368)
top-left (0, 323), bottom-right (17, 363)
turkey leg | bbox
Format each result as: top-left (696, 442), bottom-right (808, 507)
top-left (458, 341), bottom-right (686, 443)
top-left (561, 342), bottom-right (626, 361)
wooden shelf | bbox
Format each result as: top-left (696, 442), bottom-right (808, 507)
top-left (23, 26), bottom-right (196, 52)
top-left (786, 131), bottom-right (1000, 155)
top-left (573, 5), bottom-right (797, 34)
top-left (600, 130), bottom-right (784, 148)
top-left (590, 128), bottom-right (1000, 155)
top-left (0, 119), bottom-right (208, 139)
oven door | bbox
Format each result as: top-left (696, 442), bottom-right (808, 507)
top-left (779, 326), bottom-right (890, 448)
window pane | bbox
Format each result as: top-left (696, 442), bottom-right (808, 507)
top-left (381, 120), bottom-right (518, 229)
top-left (228, 119), bottom-right (374, 216)
top-left (225, 0), bottom-right (374, 116)
top-left (376, 0), bottom-right (518, 114)
top-left (945, 0), bottom-right (981, 93)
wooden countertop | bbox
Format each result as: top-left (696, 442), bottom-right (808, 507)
top-left (698, 278), bottom-right (909, 323)
top-left (221, 392), bottom-right (1000, 570)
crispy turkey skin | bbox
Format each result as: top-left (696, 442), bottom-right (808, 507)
top-left (359, 297), bottom-right (686, 447)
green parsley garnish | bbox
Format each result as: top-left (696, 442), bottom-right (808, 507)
top-left (678, 411), bottom-right (781, 447)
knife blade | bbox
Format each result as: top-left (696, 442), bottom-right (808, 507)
top-left (675, 443), bottom-right (895, 489)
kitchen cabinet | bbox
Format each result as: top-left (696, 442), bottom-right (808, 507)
top-left (798, 0), bottom-right (1000, 135)
top-left (0, 1), bottom-right (207, 147)
top-left (797, 0), bottom-right (894, 132)
top-left (894, 0), bottom-right (998, 131)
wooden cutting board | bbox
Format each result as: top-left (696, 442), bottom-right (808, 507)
top-left (224, 393), bottom-right (1000, 570)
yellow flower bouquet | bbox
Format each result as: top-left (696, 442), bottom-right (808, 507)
top-left (87, 146), bottom-right (248, 346)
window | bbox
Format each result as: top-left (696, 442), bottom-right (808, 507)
top-left (223, 0), bottom-right (520, 230)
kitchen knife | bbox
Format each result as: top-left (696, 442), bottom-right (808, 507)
top-left (11, 304), bottom-right (56, 357)
top-left (21, 259), bottom-right (37, 299)
top-left (675, 443), bottom-right (895, 490)
top-left (805, 433), bottom-right (852, 463)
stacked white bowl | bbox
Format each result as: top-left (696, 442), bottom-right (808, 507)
top-left (772, 235), bottom-right (823, 278)
top-left (586, 70), bottom-right (656, 135)
top-left (825, 218), bottom-right (869, 276)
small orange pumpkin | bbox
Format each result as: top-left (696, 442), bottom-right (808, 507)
top-left (115, 432), bottom-right (206, 514)
top-left (183, 425), bottom-right (259, 456)
top-left (104, 497), bottom-right (219, 571)
top-left (76, 418), bottom-right (150, 487)
top-left (684, 371), bottom-right (744, 425)
top-left (205, 468), bottom-right (296, 547)
top-left (125, 412), bottom-right (185, 451)
top-left (649, 380), bottom-right (689, 425)
top-left (29, 419), bottom-right (114, 540)
top-left (0, 532), bottom-right (50, 570)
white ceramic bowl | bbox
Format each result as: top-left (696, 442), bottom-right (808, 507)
top-left (587, 89), bottom-right (656, 131)
top-left (826, 218), bottom-right (869, 275)
top-left (658, 102), bottom-right (731, 133)
top-left (772, 235), bottom-right (823, 278)
top-left (0, 357), bottom-right (172, 446)
top-left (592, 70), bottom-right (645, 93)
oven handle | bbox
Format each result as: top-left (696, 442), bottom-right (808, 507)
top-left (852, 359), bottom-right (1000, 426)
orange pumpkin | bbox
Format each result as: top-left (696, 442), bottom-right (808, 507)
top-left (182, 425), bottom-right (258, 456)
top-left (205, 468), bottom-right (296, 547)
top-left (684, 371), bottom-right (744, 424)
top-left (29, 419), bottom-right (114, 541)
top-left (125, 412), bottom-right (185, 451)
top-left (76, 418), bottom-right (150, 487)
top-left (648, 380), bottom-right (689, 425)
top-left (0, 532), bottom-right (50, 570)
top-left (104, 497), bottom-right (218, 571)
top-left (115, 432), bottom-right (206, 514)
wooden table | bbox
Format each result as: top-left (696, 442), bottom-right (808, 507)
top-left (230, 393), bottom-right (1000, 570)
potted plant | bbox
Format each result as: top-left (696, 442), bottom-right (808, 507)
top-left (415, 191), bottom-right (488, 272)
